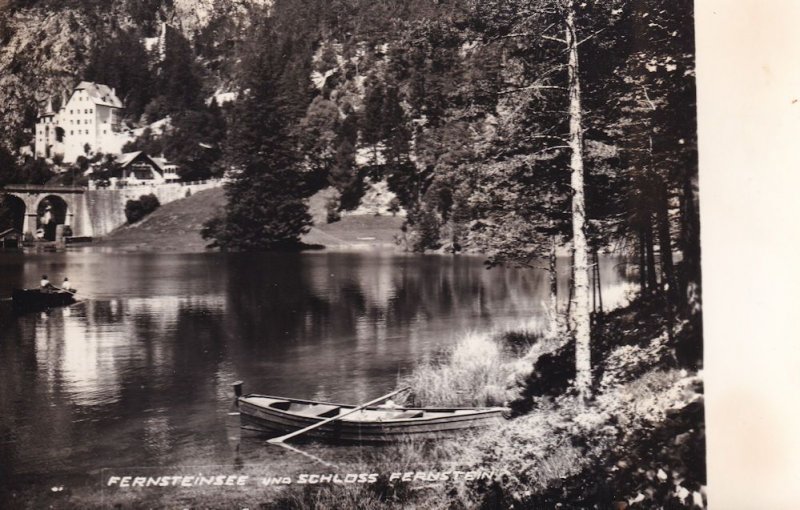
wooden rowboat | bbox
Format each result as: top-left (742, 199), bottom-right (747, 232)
top-left (12, 288), bottom-right (76, 312)
top-left (238, 394), bottom-right (507, 443)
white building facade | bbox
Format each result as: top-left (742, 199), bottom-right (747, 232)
top-left (34, 82), bottom-right (129, 163)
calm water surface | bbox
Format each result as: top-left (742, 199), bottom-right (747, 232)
top-left (0, 250), bottom-right (634, 492)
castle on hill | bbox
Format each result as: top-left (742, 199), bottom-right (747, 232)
top-left (34, 81), bottom-right (129, 164)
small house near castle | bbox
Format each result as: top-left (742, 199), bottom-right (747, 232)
top-left (35, 82), bottom-right (129, 163)
top-left (109, 151), bottom-right (179, 185)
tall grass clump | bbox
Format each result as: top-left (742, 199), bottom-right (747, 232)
top-left (399, 331), bottom-right (509, 407)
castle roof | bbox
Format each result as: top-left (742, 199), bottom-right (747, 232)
top-left (74, 81), bottom-right (123, 109)
top-left (38, 98), bottom-right (56, 118)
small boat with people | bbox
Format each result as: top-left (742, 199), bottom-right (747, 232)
top-left (234, 383), bottom-right (507, 444)
top-left (12, 288), bottom-right (76, 311)
top-left (11, 274), bottom-right (77, 312)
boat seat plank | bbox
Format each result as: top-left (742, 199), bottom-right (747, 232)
top-left (318, 408), bottom-right (341, 418)
top-left (263, 400), bottom-right (342, 417)
top-left (391, 411), bottom-right (424, 419)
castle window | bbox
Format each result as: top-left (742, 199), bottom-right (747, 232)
top-left (70, 130), bottom-right (73, 135)
top-left (85, 130), bottom-right (89, 135)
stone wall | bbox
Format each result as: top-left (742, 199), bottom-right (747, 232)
top-left (82, 180), bottom-right (223, 236)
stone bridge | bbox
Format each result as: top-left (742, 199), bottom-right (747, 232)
top-left (0, 184), bottom-right (86, 240)
top-left (1, 180), bottom-right (223, 241)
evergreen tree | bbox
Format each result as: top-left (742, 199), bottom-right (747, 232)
top-left (360, 78), bottom-right (385, 168)
top-left (162, 100), bottom-right (226, 181)
top-left (160, 25), bottom-right (203, 111)
top-left (0, 146), bottom-right (19, 188)
top-left (202, 20), bottom-right (312, 250)
top-left (297, 95), bottom-right (341, 193)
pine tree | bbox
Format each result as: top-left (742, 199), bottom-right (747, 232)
top-left (202, 22), bottom-right (311, 250)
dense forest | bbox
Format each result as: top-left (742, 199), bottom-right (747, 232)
top-left (0, 0), bottom-right (699, 258)
top-left (0, 1), bottom-right (698, 242)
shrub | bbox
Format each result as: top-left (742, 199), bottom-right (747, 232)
top-left (388, 197), bottom-right (401, 216)
top-left (124, 193), bottom-right (160, 223)
top-left (325, 195), bottom-right (341, 223)
top-left (410, 207), bottom-right (442, 252)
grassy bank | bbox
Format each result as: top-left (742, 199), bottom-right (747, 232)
top-left (260, 297), bottom-right (706, 509)
top-left (95, 187), bottom-right (226, 252)
top-left (301, 215), bottom-right (405, 250)
top-left (95, 186), bottom-right (405, 252)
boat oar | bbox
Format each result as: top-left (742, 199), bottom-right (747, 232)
top-left (272, 442), bottom-right (340, 469)
top-left (266, 386), bottom-right (410, 444)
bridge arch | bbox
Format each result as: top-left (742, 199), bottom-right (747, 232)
top-left (36, 195), bottom-right (70, 241)
top-left (0, 194), bottom-right (26, 233)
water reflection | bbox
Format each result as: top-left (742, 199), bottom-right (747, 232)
top-left (0, 251), bottom-right (633, 488)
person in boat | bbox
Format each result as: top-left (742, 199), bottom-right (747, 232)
top-left (40, 274), bottom-right (55, 292)
top-left (62, 277), bottom-right (74, 293)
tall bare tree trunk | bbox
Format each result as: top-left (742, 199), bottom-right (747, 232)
top-left (549, 235), bottom-right (559, 333)
top-left (645, 219), bottom-right (658, 292)
top-left (656, 178), bottom-right (676, 301)
top-left (565, 1), bottom-right (592, 401)
top-left (679, 168), bottom-right (701, 312)
top-left (594, 248), bottom-right (603, 313)
top-left (639, 229), bottom-right (648, 294)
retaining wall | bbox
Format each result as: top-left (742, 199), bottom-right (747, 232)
top-left (82, 180), bottom-right (223, 236)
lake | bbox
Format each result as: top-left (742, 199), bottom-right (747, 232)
top-left (0, 250), bottom-right (635, 494)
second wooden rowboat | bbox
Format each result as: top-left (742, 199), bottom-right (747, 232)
top-left (238, 394), bottom-right (506, 443)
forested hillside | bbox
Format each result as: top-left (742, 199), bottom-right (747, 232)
top-left (1, 0), bottom-right (699, 294)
